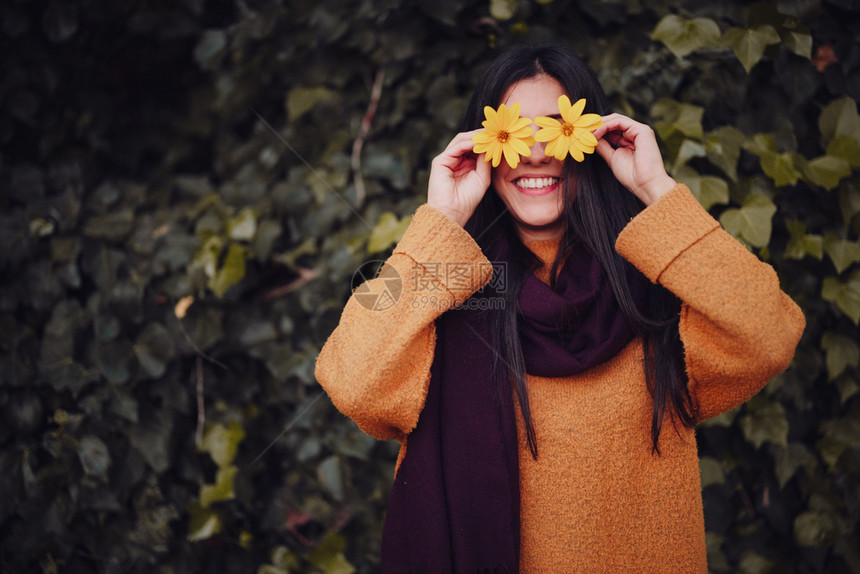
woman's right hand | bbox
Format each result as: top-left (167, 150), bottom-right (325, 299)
top-left (427, 129), bottom-right (492, 228)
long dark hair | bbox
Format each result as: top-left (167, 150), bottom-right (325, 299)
top-left (462, 44), bottom-right (695, 457)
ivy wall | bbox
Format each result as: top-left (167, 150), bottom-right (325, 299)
top-left (1, 0), bottom-right (859, 572)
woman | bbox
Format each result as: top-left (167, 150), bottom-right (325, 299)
top-left (315, 45), bottom-right (805, 572)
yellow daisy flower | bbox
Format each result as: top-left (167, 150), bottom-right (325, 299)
top-left (472, 102), bottom-right (536, 169)
top-left (534, 96), bottom-right (604, 162)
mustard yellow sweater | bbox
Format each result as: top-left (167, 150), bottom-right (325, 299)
top-left (315, 185), bottom-right (805, 572)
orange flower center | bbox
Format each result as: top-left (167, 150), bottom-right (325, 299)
top-left (497, 130), bottom-right (510, 143)
top-left (561, 122), bottom-right (575, 137)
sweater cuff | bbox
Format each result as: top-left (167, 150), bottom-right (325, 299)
top-left (615, 184), bottom-right (721, 283)
top-left (393, 204), bottom-right (493, 301)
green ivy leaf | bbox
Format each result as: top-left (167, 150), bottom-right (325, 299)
top-left (76, 435), bottom-right (111, 478)
top-left (738, 551), bottom-right (774, 574)
top-left (705, 126), bottom-right (745, 182)
top-left (651, 99), bottom-right (705, 142)
top-left (723, 25), bottom-right (781, 73)
top-left (834, 372), bottom-right (859, 404)
top-left (209, 243), bottom-right (247, 297)
top-left (794, 510), bottom-right (843, 547)
top-left (199, 465), bottom-right (239, 507)
top-left (489, 0), bottom-right (517, 21)
top-left (822, 270), bottom-right (860, 324)
top-left (783, 31), bottom-right (812, 59)
top-left (200, 420), bottom-right (246, 467)
top-left (134, 322), bottom-right (175, 379)
top-left (823, 233), bottom-right (860, 273)
top-left (253, 218), bottom-right (283, 260)
top-left (785, 220), bottom-right (823, 260)
top-left (307, 532), bottom-right (356, 574)
top-left (706, 532), bottom-right (730, 573)
top-left (699, 456), bottom-right (725, 488)
top-left (743, 133), bottom-right (778, 156)
top-left (82, 210), bottom-right (135, 242)
top-left (820, 332), bottom-right (859, 380)
top-left (818, 409), bottom-right (860, 469)
top-left (798, 155), bottom-right (853, 190)
top-left (367, 212), bottom-right (411, 254)
top-left (651, 15), bottom-right (722, 59)
top-left (287, 86), bottom-right (337, 122)
top-left (262, 546), bottom-right (301, 573)
top-left (770, 443), bottom-right (814, 488)
top-left (671, 139), bottom-right (706, 173)
top-left (719, 193), bottom-right (777, 248)
top-left (126, 408), bottom-right (174, 472)
top-left (760, 152), bottom-right (802, 187)
top-left (819, 96), bottom-right (860, 146)
top-left (738, 395), bottom-right (788, 448)
top-left (677, 166), bottom-right (729, 211)
top-left (839, 182), bottom-right (860, 226)
top-left (826, 136), bottom-right (860, 169)
top-left (187, 503), bottom-right (221, 542)
top-left (227, 207), bottom-right (258, 242)
top-left (317, 455), bottom-right (345, 502)
top-left (193, 30), bottom-right (227, 71)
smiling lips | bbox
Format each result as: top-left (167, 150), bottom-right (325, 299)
top-left (514, 176), bottom-right (560, 196)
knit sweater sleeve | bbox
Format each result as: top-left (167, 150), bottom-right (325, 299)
top-left (615, 184), bottom-right (806, 422)
top-left (314, 205), bottom-right (493, 442)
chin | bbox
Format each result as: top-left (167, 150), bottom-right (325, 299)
top-left (508, 207), bottom-right (565, 240)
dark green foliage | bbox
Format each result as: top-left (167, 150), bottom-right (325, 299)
top-left (1, 0), bottom-right (858, 572)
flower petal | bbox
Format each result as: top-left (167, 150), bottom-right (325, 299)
top-left (511, 125), bottom-right (535, 139)
top-left (503, 144), bottom-right (520, 169)
top-left (489, 143), bottom-right (503, 167)
top-left (545, 137), bottom-right (568, 160)
top-left (473, 141), bottom-right (490, 154)
top-left (577, 130), bottom-right (598, 147)
top-left (535, 116), bottom-right (560, 129)
top-left (510, 117), bottom-right (533, 133)
top-left (568, 143), bottom-right (585, 162)
top-left (534, 127), bottom-right (560, 142)
top-left (472, 131), bottom-right (496, 144)
top-left (557, 95), bottom-right (572, 117)
top-left (483, 105), bottom-right (498, 126)
top-left (575, 113), bottom-right (603, 129)
top-left (567, 98), bottom-right (586, 122)
top-left (509, 138), bottom-right (532, 157)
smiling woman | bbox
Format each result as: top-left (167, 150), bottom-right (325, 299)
top-left (315, 44), bottom-right (805, 573)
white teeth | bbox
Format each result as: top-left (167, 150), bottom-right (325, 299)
top-left (516, 177), bottom-right (559, 189)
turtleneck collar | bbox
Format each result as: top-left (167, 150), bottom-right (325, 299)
top-left (525, 238), bottom-right (562, 285)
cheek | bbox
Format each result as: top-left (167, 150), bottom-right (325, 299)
top-left (490, 170), bottom-right (510, 202)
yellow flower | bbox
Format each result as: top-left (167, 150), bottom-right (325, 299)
top-left (472, 102), bottom-right (536, 169)
top-left (534, 96), bottom-right (604, 162)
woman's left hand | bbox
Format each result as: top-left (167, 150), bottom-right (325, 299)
top-left (593, 113), bottom-right (677, 206)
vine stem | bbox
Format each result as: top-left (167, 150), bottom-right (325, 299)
top-left (195, 355), bottom-right (205, 448)
top-left (351, 69), bottom-right (385, 206)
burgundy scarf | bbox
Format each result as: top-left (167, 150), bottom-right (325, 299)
top-left (381, 241), bottom-right (648, 573)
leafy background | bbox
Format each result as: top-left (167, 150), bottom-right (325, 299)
top-left (1, 0), bottom-right (859, 572)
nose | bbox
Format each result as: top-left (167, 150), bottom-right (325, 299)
top-left (524, 129), bottom-right (551, 165)
top-left (519, 117), bottom-right (550, 164)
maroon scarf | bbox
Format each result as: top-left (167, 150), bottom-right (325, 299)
top-left (381, 240), bottom-right (648, 573)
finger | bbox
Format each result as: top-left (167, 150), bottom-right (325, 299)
top-left (597, 113), bottom-right (638, 131)
top-left (595, 138), bottom-right (615, 163)
top-left (474, 150), bottom-right (492, 183)
top-left (434, 129), bottom-right (486, 168)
